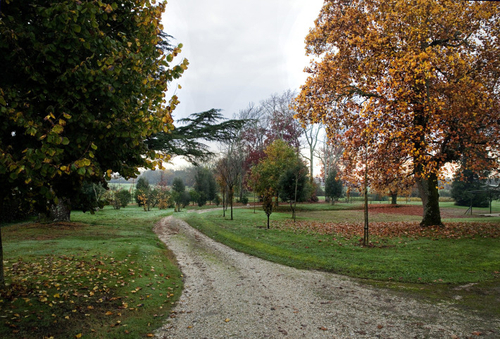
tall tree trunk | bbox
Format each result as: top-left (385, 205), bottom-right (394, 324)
top-left (391, 192), bottom-right (398, 205)
top-left (229, 188), bottom-right (234, 220)
top-left (417, 173), bottom-right (442, 227)
top-left (222, 188), bottom-right (226, 217)
top-left (363, 167), bottom-right (369, 246)
top-left (49, 197), bottom-right (71, 222)
top-left (309, 147), bottom-right (314, 180)
top-left (0, 226), bottom-right (4, 286)
top-left (293, 176), bottom-right (298, 221)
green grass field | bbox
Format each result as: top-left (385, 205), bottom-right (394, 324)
top-left (179, 202), bottom-right (500, 317)
top-left (1, 200), bottom-right (499, 337)
top-left (180, 205), bottom-right (500, 284)
top-left (0, 206), bottom-right (182, 339)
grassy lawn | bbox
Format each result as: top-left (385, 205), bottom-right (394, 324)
top-left (0, 206), bottom-right (182, 339)
top-left (180, 203), bottom-right (500, 316)
top-left (1, 200), bottom-right (499, 337)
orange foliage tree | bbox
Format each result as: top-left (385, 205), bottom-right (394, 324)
top-left (293, 0), bottom-right (500, 227)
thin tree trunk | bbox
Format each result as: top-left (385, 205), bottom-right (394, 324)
top-left (309, 147), bottom-right (314, 180)
top-left (417, 172), bottom-right (443, 227)
top-left (222, 188), bottom-right (226, 217)
top-left (253, 190), bottom-right (256, 214)
top-left (0, 226), bottom-right (4, 286)
top-left (230, 188), bottom-right (234, 220)
top-left (293, 176), bottom-right (298, 221)
top-left (363, 169), bottom-right (369, 246)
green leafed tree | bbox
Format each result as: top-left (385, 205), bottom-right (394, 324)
top-left (0, 0), bottom-right (188, 222)
top-left (134, 177), bottom-right (151, 206)
top-left (250, 140), bottom-right (299, 226)
top-left (115, 189), bottom-right (132, 209)
top-left (172, 177), bottom-right (186, 212)
top-left (278, 159), bottom-right (311, 220)
top-left (451, 169), bottom-right (490, 208)
top-left (147, 109), bottom-right (248, 165)
top-left (325, 168), bottom-right (343, 204)
top-left (193, 166), bottom-right (217, 207)
top-left (250, 139), bottom-right (297, 204)
top-left (0, 0), bottom-right (188, 285)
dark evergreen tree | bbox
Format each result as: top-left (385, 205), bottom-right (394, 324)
top-left (194, 166), bottom-right (218, 206)
top-left (278, 160), bottom-right (311, 220)
top-left (72, 182), bottom-right (106, 213)
top-left (451, 169), bottom-right (489, 207)
top-left (147, 109), bottom-right (248, 164)
top-left (172, 177), bottom-right (185, 194)
top-left (115, 189), bottom-right (132, 208)
top-left (325, 168), bottom-right (343, 204)
top-left (172, 177), bottom-right (186, 211)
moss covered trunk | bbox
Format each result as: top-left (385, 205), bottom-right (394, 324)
top-left (49, 197), bottom-right (71, 222)
top-left (416, 173), bottom-right (442, 227)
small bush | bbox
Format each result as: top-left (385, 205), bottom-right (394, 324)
top-left (115, 189), bottom-right (132, 208)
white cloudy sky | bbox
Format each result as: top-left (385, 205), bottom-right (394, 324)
top-left (162, 0), bottom-right (324, 121)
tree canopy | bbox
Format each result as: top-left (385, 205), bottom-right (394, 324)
top-left (250, 139), bottom-right (298, 200)
top-left (293, 0), bottom-right (500, 226)
top-left (147, 109), bottom-right (248, 165)
top-left (193, 166), bottom-right (217, 207)
top-left (0, 0), bottom-right (188, 220)
top-left (325, 168), bottom-right (343, 204)
top-left (451, 169), bottom-right (491, 208)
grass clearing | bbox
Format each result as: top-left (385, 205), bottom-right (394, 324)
top-left (0, 206), bottom-right (182, 339)
top-left (180, 205), bottom-right (500, 317)
top-left (181, 208), bottom-right (500, 283)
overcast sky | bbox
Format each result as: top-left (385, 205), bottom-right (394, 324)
top-left (162, 0), bottom-right (324, 121)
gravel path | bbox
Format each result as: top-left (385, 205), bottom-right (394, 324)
top-left (153, 215), bottom-right (499, 339)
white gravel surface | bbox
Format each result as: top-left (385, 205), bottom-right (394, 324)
top-left (153, 215), bottom-right (499, 339)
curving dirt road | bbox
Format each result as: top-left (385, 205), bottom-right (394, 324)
top-left (153, 215), bottom-right (499, 338)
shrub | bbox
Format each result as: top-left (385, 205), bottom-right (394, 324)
top-left (115, 190), bottom-right (132, 208)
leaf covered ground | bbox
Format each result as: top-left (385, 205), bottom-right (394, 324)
top-left (274, 219), bottom-right (500, 240)
top-left (0, 209), bottom-right (183, 339)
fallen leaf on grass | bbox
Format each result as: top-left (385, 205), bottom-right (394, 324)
top-left (274, 220), bottom-right (500, 240)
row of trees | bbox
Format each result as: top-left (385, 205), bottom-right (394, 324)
top-left (207, 0), bottom-right (500, 228)
top-left (131, 170), bottom-right (219, 212)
